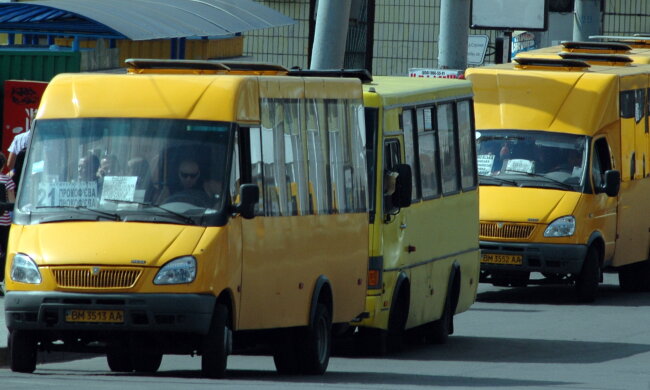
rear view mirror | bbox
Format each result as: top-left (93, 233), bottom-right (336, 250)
top-left (235, 184), bottom-right (259, 219)
top-left (603, 170), bottom-right (620, 197)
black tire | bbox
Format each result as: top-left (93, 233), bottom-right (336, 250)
top-left (359, 288), bottom-right (408, 356)
top-left (273, 330), bottom-right (301, 375)
top-left (426, 290), bottom-right (453, 345)
top-left (106, 342), bottom-right (133, 372)
top-left (358, 326), bottom-right (388, 356)
top-left (297, 303), bottom-right (332, 375)
top-left (618, 259), bottom-right (650, 292)
top-left (201, 304), bottom-right (230, 379)
top-left (9, 330), bottom-right (37, 373)
top-left (576, 246), bottom-right (600, 303)
top-left (131, 351), bottom-right (163, 373)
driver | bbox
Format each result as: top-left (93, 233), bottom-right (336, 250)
top-left (159, 159), bottom-right (220, 207)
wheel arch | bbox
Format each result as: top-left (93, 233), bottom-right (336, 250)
top-left (587, 231), bottom-right (605, 268)
top-left (446, 261), bottom-right (461, 314)
top-left (309, 275), bottom-right (333, 325)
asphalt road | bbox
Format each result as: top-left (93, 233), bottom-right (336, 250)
top-left (2, 272), bottom-right (650, 390)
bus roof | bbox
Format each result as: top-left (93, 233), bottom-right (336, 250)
top-left (466, 61), bottom-right (624, 136)
top-left (37, 72), bottom-right (363, 123)
top-left (362, 76), bottom-right (473, 109)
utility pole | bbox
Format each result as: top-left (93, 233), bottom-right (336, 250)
top-left (573, 0), bottom-right (601, 41)
top-left (438, 0), bottom-right (470, 69)
top-left (310, 0), bottom-right (352, 69)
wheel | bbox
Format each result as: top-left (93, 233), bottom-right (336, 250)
top-left (106, 341), bottom-right (133, 372)
top-left (575, 246), bottom-right (600, 303)
top-left (618, 259), bottom-right (650, 292)
top-left (426, 290), bottom-right (453, 345)
top-left (297, 303), bottom-right (332, 375)
top-left (9, 330), bottom-right (37, 373)
top-left (273, 330), bottom-right (301, 375)
top-left (131, 351), bottom-right (162, 373)
top-left (201, 304), bottom-right (231, 379)
top-left (359, 288), bottom-right (408, 356)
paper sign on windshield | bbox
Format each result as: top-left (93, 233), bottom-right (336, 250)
top-left (100, 176), bottom-right (137, 203)
top-left (38, 181), bottom-right (99, 207)
top-left (477, 154), bottom-right (495, 175)
top-left (504, 159), bottom-right (535, 174)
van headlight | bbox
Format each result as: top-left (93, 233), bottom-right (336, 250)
top-left (10, 253), bottom-right (42, 284)
top-left (544, 216), bottom-right (576, 237)
top-left (153, 256), bottom-right (197, 285)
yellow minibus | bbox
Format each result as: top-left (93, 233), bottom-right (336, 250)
top-left (351, 76), bottom-right (480, 353)
top-left (466, 55), bottom-right (650, 302)
top-left (4, 59), bottom-right (370, 376)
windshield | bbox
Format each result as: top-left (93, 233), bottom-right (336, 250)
top-left (16, 118), bottom-right (233, 226)
top-left (476, 130), bottom-right (589, 192)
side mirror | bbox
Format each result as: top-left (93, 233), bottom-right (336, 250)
top-left (392, 164), bottom-right (412, 208)
top-left (0, 202), bottom-right (14, 212)
top-left (603, 169), bottom-right (620, 197)
top-left (235, 184), bottom-right (259, 219)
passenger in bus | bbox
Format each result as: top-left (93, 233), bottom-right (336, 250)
top-left (78, 154), bottom-right (100, 182)
top-left (96, 154), bottom-right (120, 181)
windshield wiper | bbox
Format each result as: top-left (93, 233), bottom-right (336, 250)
top-left (502, 170), bottom-right (575, 191)
top-left (103, 199), bottom-right (196, 225)
top-left (35, 205), bottom-right (121, 221)
top-left (478, 174), bottom-right (518, 186)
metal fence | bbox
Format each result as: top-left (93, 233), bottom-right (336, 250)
top-left (244, 1), bottom-right (650, 76)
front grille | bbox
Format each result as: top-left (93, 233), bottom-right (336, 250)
top-left (52, 267), bottom-right (142, 289)
top-left (480, 222), bottom-right (535, 239)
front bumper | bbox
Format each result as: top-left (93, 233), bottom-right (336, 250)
top-left (480, 241), bottom-right (588, 274)
top-left (5, 291), bottom-right (216, 335)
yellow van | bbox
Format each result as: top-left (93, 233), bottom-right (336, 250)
top-left (466, 55), bottom-right (650, 302)
top-left (4, 60), bottom-right (370, 376)
top-left (352, 76), bottom-right (480, 353)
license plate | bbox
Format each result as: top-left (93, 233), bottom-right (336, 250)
top-left (481, 253), bottom-right (523, 265)
top-left (65, 309), bottom-right (124, 323)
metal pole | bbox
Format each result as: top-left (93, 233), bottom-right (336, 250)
top-left (438, 0), bottom-right (470, 69)
top-left (310, 0), bottom-right (352, 69)
top-left (573, 0), bottom-right (601, 41)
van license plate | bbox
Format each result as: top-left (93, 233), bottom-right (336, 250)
top-left (481, 253), bottom-right (523, 265)
top-left (65, 309), bottom-right (124, 323)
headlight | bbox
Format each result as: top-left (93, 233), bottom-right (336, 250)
top-left (10, 253), bottom-right (42, 284)
top-left (153, 256), bottom-right (197, 285)
top-left (544, 216), bottom-right (576, 237)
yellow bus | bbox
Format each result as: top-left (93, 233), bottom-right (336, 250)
top-left (4, 59), bottom-right (370, 376)
top-left (351, 76), bottom-right (480, 353)
top-left (466, 55), bottom-right (650, 302)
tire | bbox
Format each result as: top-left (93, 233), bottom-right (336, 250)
top-left (576, 246), bottom-right (600, 303)
top-left (298, 303), bottom-right (332, 375)
top-left (618, 259), bottom-right (650, 292)
top-left (201, 304), bottom-right (231, 379)
top-left (273, 330), bottom-right (301, 375)
top-left (131, 351), bottom-right (163, 373)
top-left (426, 290), bottom-right (453, 345)
top-left (358, 326), bottom-right (388, 356)
top-left (9, 330), bottom-right (37, 373)
top-left (106, 342), bottom-right (133, 372)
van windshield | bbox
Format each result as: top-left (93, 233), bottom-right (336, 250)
top-left (476, 130), bottom-right (589, 192)
top-left (15, 118), bottom-right (233, 226)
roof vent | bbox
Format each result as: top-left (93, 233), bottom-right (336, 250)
top-left (589, 35), bottom-right (650, 49)
top-left (558, 52), bottom-right (633, 66)
top-left (125, 59), bottom-right (288, 75)
top-left (561, 41), bottom-right (632, 54)
top-left (513, 57), bottom-right (590, 70)
top-left (287, 68), bottom-right (373, 83)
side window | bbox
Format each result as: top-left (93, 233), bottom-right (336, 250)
top-left (457, 100), bottom-right (477, 190)
top-left (383, 139), bottom-right (401, 213)
top-left (592, 138), bottom-right (612, 192)
top-left (620, 90), bottom-right (635, 119)
top-left (284, 100), bottom-right (309, 216)
top-left (437, 102), bottom-right (460, 194)
top-left (306, 99), bottom-right (331, 214)
top-left (402, 108), bottom-right (419, 200)
top-left (417, 107), bottom-right (439, 198)
top-left (635, 89), bottom-right (645, 124)
top-left (248, 126), bottom-right (265, 215)
top-left (328, 100), bottom-right (350, 213)
top-left (230, 129), bottom-right (241, 203)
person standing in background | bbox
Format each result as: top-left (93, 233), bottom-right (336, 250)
top-left (0, 152), bottom-right (16, 294)
top-left (5, 129), bottom-right (31, 187)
